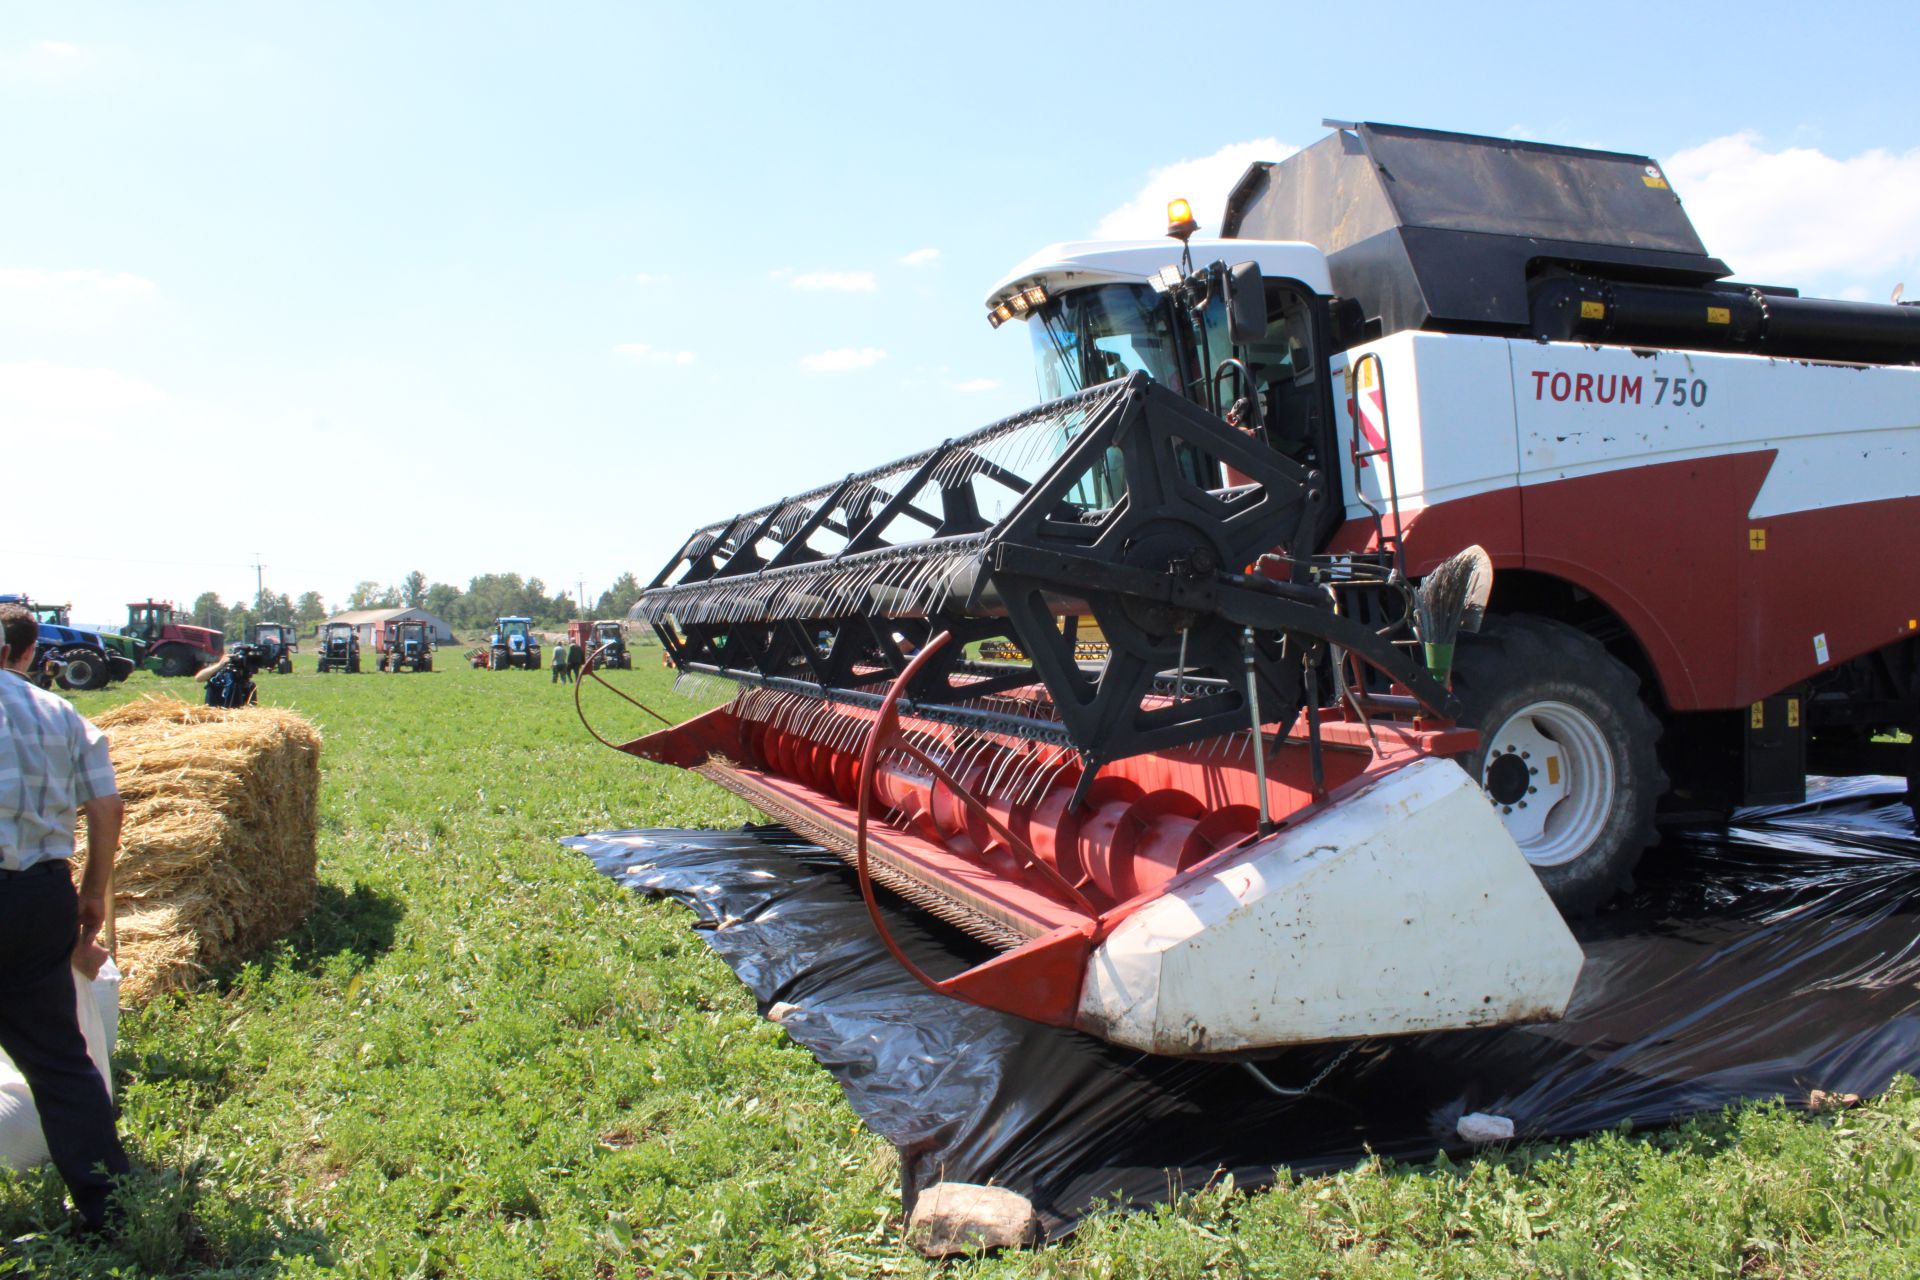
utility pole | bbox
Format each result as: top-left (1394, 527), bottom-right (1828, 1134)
top-left (252, 553), bottom-right (267, 609)
top-left (577, 575), bottom-right (587, 614)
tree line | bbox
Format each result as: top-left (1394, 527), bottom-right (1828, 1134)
top-left (187, 572), bottom-right (650, 640)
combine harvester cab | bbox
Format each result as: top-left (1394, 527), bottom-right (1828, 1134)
top-left (608, 361), bottom-right (1584, 1054)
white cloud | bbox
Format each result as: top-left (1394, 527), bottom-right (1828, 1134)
top-left (0, 360), bottom-right (166, 414)
top-left (614, 342), bottom-right (696, 367)
top-left (898, 248), bottom-right (940, 268)
top-left (799, 346), bottom-right (886, 373)
top-left (951, 377), bottom-right (999, 393)
top-left (632, 272), bottom-right (667, 287)
top-left (0, 268), bottom-right (157, 330)
top-left (1092, 138), bottom-right (1293, 240)
top-left (789, 270), bottom-right (877, 293)
top-left (40, 41), bottom-right (81, 58)
top-left (1664, 133), bottom-right (1920, 297)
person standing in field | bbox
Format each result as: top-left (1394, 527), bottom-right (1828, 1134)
top-left (551, 641), bottom-right (568, 684)
top-left (567, 637), bottom-right (584, 681)
top-left (0, 603), bottom-right (130, 1234)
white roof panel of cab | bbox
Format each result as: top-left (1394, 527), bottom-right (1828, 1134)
top-left (984, 238), bottom-right (1333, 308)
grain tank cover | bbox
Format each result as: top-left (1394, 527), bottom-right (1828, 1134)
top-left (1221, 122), bottom-right (1732, 336)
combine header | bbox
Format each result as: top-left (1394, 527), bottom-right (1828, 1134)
top-left (615, 375), bottom-right (1580, 1053)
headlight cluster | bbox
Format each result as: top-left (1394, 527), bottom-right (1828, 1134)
top-left (985, 283), bottom-right (1049, 328)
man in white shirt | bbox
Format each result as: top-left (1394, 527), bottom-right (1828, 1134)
top-left (0, 603), bottom-right (130, 1232)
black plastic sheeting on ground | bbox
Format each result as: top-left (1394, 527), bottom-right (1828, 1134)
top-left (564, 775), bottom-right (1920, 1238)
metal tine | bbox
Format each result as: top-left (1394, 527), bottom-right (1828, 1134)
top-left (1011, 752), bottom-right (1058, 807)
top-left (839, 560), bottom-right (881, 614)
top-left (801, 697), bottom-right (837, 745)
top-left (898, 551), bottom-right (943, 615)
top-left (954, 735), bottom-right (997, 783)
top-left (828, 709), bottom-right (863, 755)
top-left (1015, 752), bottom-right (1070, 808)
top-left (831, 561), bottom-right (874, 616)
top-left (1005, 752), bottom-right (1046, 807)
top-left (778, 690), bottom-right (813, 734)
top-left (983, 737), bottom-right (1036, 798)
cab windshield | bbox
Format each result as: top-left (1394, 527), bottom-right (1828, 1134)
top-left (501, 621), bottom-right (529, 637)
top-left (1029, 283), bottom-right (1190, 400)
top-left (1025, 274), bottom-right (1322, 475)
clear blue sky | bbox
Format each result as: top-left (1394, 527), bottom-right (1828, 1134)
top-left (6, 1), bottom-right (1918, 625)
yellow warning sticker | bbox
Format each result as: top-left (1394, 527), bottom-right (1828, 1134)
top-left (1749, 528), bottom-right (1767, 550)
top-left (1787, 698), bottom-right (1800, 728)
top-left (1546, 756), bottom-right (1561, 786)
top-left (1580, 300), bottom-right (1606, 320)
top-left (1750, 702), bottom-right (1765, 729)
top-left (1707, 306), bottom-right (1732, 325)
top-left (1643, 174), bottom-right (1670, 189)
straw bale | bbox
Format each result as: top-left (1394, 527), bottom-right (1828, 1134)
top-left (74, 696), bottom-right (322, 1003)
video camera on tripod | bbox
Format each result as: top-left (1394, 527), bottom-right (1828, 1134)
top-left (204, 642), bottom-right (262, 708)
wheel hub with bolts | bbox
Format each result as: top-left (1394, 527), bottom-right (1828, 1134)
top-left (1480, 699), bottom-right (1617, 869)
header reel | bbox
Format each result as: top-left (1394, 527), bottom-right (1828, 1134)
top-left (640, 373), bottom-right (1454, 779)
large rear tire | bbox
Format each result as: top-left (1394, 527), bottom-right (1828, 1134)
top-left (155, 646), bottom-right (196, 678)
top-left (1449, 615), bottom-right (1666, 915)
top-left (57, 651), bottom-right (110, 691)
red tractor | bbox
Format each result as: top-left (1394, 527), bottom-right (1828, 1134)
top-left (122, 600), bottom-right (223, 678)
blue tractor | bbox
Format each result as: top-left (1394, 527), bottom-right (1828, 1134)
top-left (0, 594), bottom-right (135, 690)
top-left (488, 616), bottom-right (541, 670)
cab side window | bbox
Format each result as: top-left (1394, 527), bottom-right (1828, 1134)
top-left (1247, 286), bottom-right (1325, 468)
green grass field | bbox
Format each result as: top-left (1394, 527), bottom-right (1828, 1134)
top-left (4, 658), bottom-right (1919, 1278)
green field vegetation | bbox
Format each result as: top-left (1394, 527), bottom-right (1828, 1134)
top-left (4, 658), bottom-right (1919, 1278)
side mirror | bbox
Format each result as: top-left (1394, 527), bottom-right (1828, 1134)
top-left (1225, 261), bottom-right (1267, 344)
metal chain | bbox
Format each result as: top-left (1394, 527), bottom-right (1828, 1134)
top-left (1240, 1040), bottom-right (1363, 1098)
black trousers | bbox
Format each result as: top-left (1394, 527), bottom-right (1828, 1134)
top-left (0, 864), bottom-right (129, 1227)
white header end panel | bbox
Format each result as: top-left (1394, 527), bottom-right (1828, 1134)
top-left (1077, 756), bottom-right (1585, 1054)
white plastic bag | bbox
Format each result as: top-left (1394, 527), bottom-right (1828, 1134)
top-left (0, 963), bottom-right (119, 1171)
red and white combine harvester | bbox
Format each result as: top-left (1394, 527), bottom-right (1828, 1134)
top-left (602, 123), bottom-right (1920, 1056)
